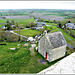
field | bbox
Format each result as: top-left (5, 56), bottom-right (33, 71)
top-left (43, 13), bottom-right (73, 19)
top-left (0, 19), bottom-right (6, 23)
top-left (17, 18), bottom-right (34, 26)
top-left (14, 29), bottom-right (41, 37)
top-left (32, 13), bottom-right (64, 21)
top-left (0, 42), bottom-right (60, 73)
top-left (60, 18), bottom-right (75, 25)
top-left (46, 23), bottom-right (57, 25)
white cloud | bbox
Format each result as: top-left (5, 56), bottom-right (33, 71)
top-left (0, 1), bottom-right (75, 9)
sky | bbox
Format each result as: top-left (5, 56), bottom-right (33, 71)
top-left (0, 1), bottom-right (75, 10)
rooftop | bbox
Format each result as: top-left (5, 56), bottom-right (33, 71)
top-left (47, 31), bottom-right (67, 49)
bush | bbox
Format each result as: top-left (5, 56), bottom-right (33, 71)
top-left (50, 27), bottom-right (52, 29)
top-left (47, 29), bottom-right (50, 33)
top-left (66, 47), bottom-right (75, 56)
top-left (40, 29), bottom-right (45, 34)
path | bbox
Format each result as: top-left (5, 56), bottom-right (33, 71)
top-left (29, 44), bottom-right (36, 56)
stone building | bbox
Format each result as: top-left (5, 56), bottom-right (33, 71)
top-left (62, 23), bottom-right (75, 29)
top-left (38, 31), bottom-right (67, 62)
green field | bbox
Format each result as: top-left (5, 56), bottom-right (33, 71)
top-left (60, 18), bottom-right (75, 25)
top-left (43, 13), bottom-right (73, 18)
top-left (14, 29), bottom-right (41, 37)
top-left (17, 18), bottom-right (34, 27)
top-left (0, 42), bottom-right (59, 73)
top-left (46, 23), bottom-right (57, 25)
top-left (0, 19), bottom-right (6, 23)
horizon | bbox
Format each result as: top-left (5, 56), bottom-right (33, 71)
top-left (0, 9), bottom-right (75, 10)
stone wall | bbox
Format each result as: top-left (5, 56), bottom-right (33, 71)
top-left (49, 45), bottom-right (66, 62)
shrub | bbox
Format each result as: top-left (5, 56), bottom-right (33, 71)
top-left (50, 27), bottom-right (52, 29)
top-left (47, 29), bottom-right (50, 33)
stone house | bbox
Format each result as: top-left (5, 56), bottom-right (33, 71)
top-left (36, 22), bottom-right (46, 27)
top-left (38, 31), bottom-right (67, 62)
top-left (62, 23), bottom-right (75, 29)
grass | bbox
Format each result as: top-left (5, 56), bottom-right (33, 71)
top-left (0, 25), bottom-right (4, 27)
top-left (46, 23), bottom-right (57, 25)
top-left (18, 18), bottom-right (34, 26)
top-left (44, 13), bottom-right (73, 18)
top-left (0, 19), bottom-right (6, 23)
top-left (43, 26), bottom-right (57, 31)
top-left (60, 18), bottom-right (75, 25)
top-left (0, 41), bottom-right (60, 73)
top-left (14, 29), bottom-right (41, 37)
top-left (7, 19), bottom-right (23, 22)
top-left (70, 29), bottom-right (75, 33)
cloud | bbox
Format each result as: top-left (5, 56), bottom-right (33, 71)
top-left (0, 1), bottom-right (75, 9)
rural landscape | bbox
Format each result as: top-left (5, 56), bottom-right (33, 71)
top-left (0, 9), bottom-right (75, 73)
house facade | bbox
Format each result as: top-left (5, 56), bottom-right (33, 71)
top-left (38, 31), bottom-right (67, 62)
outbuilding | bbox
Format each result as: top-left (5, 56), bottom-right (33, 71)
top-left (38, 30), bottom-right (67, 62)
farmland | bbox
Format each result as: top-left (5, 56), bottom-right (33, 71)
top-left (17, 18), bottom-right (34, 26)
top-left (46, 23), bottom-right (57, 25)
top-left (14, 29), bottom-right (41, 37)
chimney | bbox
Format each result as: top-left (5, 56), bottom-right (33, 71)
top-left (43, 30), bottom-right (47, 36)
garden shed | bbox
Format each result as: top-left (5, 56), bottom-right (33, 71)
top-left (38, 30), bottom-right (67, 62)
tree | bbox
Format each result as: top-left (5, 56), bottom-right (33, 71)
top-left (5, 19), bottom-right (11, 30)
top-left (58, 21), bottom-right (62, 28)
top-left (53, 20), bottom-right (57, 23)
top-left (11, 20), bottom-right (15, 25)
top-left (1, 14), bottom-right (2, 16)
top-left (44, 26), bottom-right (47, 30)
top-left (15, 22), bottom-right (18, 27)
top-left (68, 21), bottom-right (71, 23)
top-left (6, 19), bottom-right (10, 24)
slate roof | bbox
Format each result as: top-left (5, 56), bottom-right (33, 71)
top-left (47, 31), bottom-right (67, 49)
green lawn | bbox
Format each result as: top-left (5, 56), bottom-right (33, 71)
top-left (0, 42), bottom-right (59, 73)
top-left (14, 29), bottom-right (41, 37)
top-left (46, 23), bottom-right (57, 25)
top-left (43, 26), bottom-right (57, 31)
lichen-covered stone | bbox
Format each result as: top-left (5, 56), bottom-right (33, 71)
top-left (38, 31), bottom-right (67, 62)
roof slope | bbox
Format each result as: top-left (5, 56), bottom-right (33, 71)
top-left (47, 31), bottom-right (67, 49)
